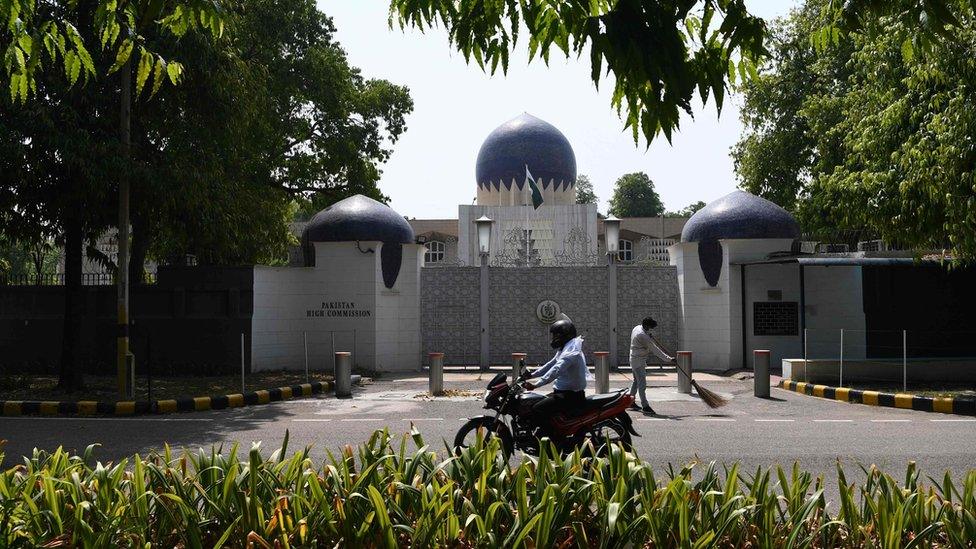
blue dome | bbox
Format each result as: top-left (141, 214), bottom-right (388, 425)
top-left (681, 191), bottom-right (800, 243)
top-left (303, 195), bottom-right (414, 244)
top-left (476, 113), bottom-right (577, 191)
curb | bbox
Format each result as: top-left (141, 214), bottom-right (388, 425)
top-left (780, 380), bottom-right (976, 416)
top-left (0, 380), bottom-right (333, 417)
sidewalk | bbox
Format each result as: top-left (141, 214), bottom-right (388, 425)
top-left (358, 367), bottom-right (740, 403)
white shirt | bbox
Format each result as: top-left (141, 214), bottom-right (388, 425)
top-left (529, 336), bottom-right (588, 391)
top-left (630, 325), bottom-right (673, 361)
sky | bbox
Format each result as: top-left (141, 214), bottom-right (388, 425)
top-left (319, 1), bottom-right (799, 219)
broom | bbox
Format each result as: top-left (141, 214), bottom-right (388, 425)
top-left (673, 361), bottom-right (728, 408)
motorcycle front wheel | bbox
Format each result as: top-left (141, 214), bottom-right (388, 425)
top-left (453, 416), bottom-right (514, 459)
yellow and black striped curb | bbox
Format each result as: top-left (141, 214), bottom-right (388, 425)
top-left (780, 380), bottom-right (976, 416)
top-left (0, 380), bottom-right (333, 417)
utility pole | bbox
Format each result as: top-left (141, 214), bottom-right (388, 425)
top-left (117, 57), bottom-right (132, 398)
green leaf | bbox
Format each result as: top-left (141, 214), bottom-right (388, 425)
top-left (901, 38), bottom-right (914, 63)
top-left (14, 46), bottom-right (25, 70)
top-left (9, 73), bottom-right (20, 102)
top-left (151, 56), bottom-right (166, 96)
top-left (136, 47), bottom-right (151, 95)
top-left (166, 61), bottom-right (182, 84)
top-left (108, 39), bottom-right (134, 75)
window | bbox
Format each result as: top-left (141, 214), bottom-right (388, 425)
top-left (424, 240), bottom-right (445, 263)
top-left (617, 239), bottom-right (633, 262)
top-left (753, 302), bottom-right (799, 336)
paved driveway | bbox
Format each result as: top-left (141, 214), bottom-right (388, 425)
top-left (2, 371), bottom-right (973, 501)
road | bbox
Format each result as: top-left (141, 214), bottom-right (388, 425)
top-left (2, 371), bottom-right (974, 501)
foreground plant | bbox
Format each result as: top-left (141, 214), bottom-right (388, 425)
top-left (0, 430), bottom-right (974, 547)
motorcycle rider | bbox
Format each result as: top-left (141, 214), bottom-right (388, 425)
top-left (523, 318), bottom-right (587, 438)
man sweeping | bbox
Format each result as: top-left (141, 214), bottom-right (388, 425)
top-left (629, 316), bottom-right (674, 414)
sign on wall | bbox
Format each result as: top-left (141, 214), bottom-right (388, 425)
top-left (535, 299), bottom-right (562, 324)
top-left (307, 301), bottom-right (372, 318)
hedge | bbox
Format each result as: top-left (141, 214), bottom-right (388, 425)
top-left (1, 429), bottom-right (974, 547)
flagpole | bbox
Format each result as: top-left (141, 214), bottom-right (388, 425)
top-left (525, 168), bottom-right (530, 267)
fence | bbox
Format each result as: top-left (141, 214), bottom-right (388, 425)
top-left (0, 272), bottom-right (157, 286)
top-left (250, 329), bottom-right (358, 375)
top-left (785, 328), bottom-right (976, 391)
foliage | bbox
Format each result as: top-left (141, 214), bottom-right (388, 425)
top-left (0, 0), bottom-right (226, 103)
top-left (136, 0), bottom-right (412, 266)
top-left (2, 429), bottom-right (975, 547)
top-left (822, 0), bottom-right (971, 46)
top-left (574, 174), bottom-right (597, 205)
top-left (608, 172), bottom-right (664, 217)
top-left (389, 0), bottom-right (766, 145)
top-left (1, 0), bottom-right (413, 268)
top-left (665, 200), bottom-right (707, 218)
top-left (734, 0), bottom-right (976, 256)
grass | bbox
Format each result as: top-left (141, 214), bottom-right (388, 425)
top-left (1, 429), bottom-right (975, 547)
top-left (0, 371), bottom-right (334, 402)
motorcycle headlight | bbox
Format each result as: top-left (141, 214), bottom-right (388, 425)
top-left (483, 389), bottom-right (491, 401)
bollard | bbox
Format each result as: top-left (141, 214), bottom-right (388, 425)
top-left (429, 352), bottom-right (444, 396)
top-left (676, 351), bottom-right (693, 394)
top-left (753, 350), bottom-right (770, 398)
top-left (594, 351), bottom-right (610, 394)
top-left (512, 353), bottom-right (527, 381)
top-left (335, 352), bottom-right (352, 398)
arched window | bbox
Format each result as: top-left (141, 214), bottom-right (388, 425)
top-left (424, 240), bottom-right (446, 263)
top-left (618, 239), bottom-right (633, 262)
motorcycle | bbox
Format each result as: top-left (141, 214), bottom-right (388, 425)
top-left (454, 369), bottom-right (639, 458)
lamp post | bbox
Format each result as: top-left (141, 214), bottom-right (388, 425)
top-left (604, 216), bottom-right (621, 371)
top-left (475, 215), bottom-right (493, 257)
top-left (475, 215), bottom-right (493, 371)
top-left (605, 216), bottom-right (621, 260)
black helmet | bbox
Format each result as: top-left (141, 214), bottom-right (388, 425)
top-left (549, 318), bottom-right (578, 349)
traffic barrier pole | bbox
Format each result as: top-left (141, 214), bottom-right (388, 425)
top-left (429, 352), bottom-right (444, 395)
top-left (335, 352), bottom-right (352, 398)
top-left (594, 351), bottom-right (610, 394)
top-left (753, 350), bottom-right (770, 398)
top-left (512, 353), bottom-right (526, 381)
top-left (676, 351), bottom-right (693, 394)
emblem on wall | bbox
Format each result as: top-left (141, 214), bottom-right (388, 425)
top-left (535, 300), bottom-right (562, 324)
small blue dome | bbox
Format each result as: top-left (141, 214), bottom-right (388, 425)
top-left (681, 191), bottom-right (800, 243)
top-left (303, 195), bottom-right (414, 244)
top-left (476, 113), bottom-right (577, 191)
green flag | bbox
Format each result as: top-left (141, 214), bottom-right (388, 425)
top-left (525, 165), bottom-right (544, 209)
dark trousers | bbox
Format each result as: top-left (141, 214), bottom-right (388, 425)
top-left (533, 390), bottom-right (585, 434)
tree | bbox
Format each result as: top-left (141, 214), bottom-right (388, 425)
top-left (1, 0), bottom-right (412, 391)
top-left (735, 0), bottom-right (976, 258)
top-left (575, 175), bottom-right (597, 205)
top-left (608, 173), bottom-right (664, 218)
top-left (136, 0), bottom-right (412, 266)
top-left (1, 0), bottom-right (226, 393)
top-left (665, 201), bottom-right (706, 218)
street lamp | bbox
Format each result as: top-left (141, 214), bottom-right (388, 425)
top-left (475, 215), bottom-right (493, 371)
top-left (604, 216), bottom-right (621, 257)
top-left (475, 215), bottom-right (494, 256)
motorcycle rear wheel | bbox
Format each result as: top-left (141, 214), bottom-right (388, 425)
top-left (586, 415), bottom-right (632, 456)
top-left (454, 416), bottom-right (514, 459)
